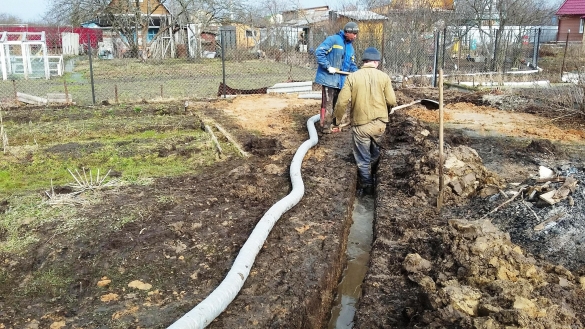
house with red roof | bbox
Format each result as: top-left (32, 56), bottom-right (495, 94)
top-left (556, 0), bottom-right (585, 41)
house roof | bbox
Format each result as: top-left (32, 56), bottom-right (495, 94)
top-left (285, 9), bottom-right (330, 26)
top-left (282, 6), bottom-right (329, 15)
top-left (371, 0), bottom-right (454, 13)
top-left (337, 11), bottom-right (388, 21)
top-left (556, 0), bottom-right (585, 16)
top-left (107, 0), bottom-right (170, 16)
top-left (284, 9), bottom-right (387, 27)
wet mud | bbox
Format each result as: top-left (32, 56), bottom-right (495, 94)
top-left (328, 195), bottom-right (374, 329)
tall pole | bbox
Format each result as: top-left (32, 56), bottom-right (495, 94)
top-left (492, 30), bottom-right (499, 72)
top-left (561, 29), bottom-right (570, 80)
top-left (441, 28), bottom-right (447, 72)
top-left (432, 31), bottom-right (440, 87)
top-left (88, 33), bottom-right (96, 105)
top-left (221, 30), bottom-right (226, 98)
top-left (532, 28), bottom-right (541, 68)
top-left (381, 22), bottom-right (386, 67)
top-left (437, 69), bottom-right (444, 211)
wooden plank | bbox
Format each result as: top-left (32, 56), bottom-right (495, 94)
top-left (16, 92), bottom-right (47, 105)
top-left (267, 81), bottom-right (312, 94)
top-left (214, 123), bottom-right (250, 158)
top-left (534, 212), bottom-right (565, 231)
top-left (47, 93), bottom-right (72, 103)
top-left (535, 177), bottom-right (565, 183)
top-left (204, 124), bottom-right (222, 155)
top-left (539, 190), bottom-right (558, 205)
top-left (553, 176), bottom-right (578, 200)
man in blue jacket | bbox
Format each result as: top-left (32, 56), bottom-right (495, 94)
top-left (314, 22), bottom-right (359, 133)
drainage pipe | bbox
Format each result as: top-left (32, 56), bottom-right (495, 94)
top-left (168, 114), bottom-right (321, 329)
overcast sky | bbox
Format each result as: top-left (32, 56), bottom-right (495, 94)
top-left (1, 0), bottom-right (563, 23)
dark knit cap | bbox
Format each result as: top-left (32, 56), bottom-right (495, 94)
top-left (362, 47), bottom-right (381, 61)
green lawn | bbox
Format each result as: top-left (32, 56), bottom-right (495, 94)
top-left (0, 57), bottom-right (316, 105)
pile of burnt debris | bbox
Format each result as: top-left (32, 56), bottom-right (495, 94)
top-left (449, 163), bottom-right (585, 271)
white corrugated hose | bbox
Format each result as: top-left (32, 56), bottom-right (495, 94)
top-left (168, 114), bottom-right (321, 329)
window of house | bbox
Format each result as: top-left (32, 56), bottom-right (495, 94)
top-left (246, 30), bottom-right (255, 38)
top-left (580, 18), bottom-right (584, 34)
top-left (147, 28), bottom-right (158, 42)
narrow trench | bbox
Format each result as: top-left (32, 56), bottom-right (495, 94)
top-left (327, 194), bottom-right (375, 329)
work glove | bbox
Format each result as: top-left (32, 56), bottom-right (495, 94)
top-left (327, 66), bottom-right (337, 74)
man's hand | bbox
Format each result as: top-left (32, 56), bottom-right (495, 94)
top-left (327, 67), bottom-right (337, 74)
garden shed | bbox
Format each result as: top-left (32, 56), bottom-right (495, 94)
top-left (328, 11), bottom-right (389, 59)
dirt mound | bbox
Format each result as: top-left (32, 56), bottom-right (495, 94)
top-left (384, 116), bottom-right (504, 205)
top-left (397, 88), bottom-right (486, 107)
top-left (410, 218), bottom-right (583, 328)
top-left (450, 165), bottom-right (585, 272)
top-left (356, 113), bottom-right (585, 329)
top-left (526, 139), bottom-right (564, 157)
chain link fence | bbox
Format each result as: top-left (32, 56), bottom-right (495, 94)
top-left (1, 22), bottom-right (582, 107)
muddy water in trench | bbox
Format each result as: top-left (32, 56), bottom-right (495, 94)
top-left (328, 195), bottom-right (375, 329)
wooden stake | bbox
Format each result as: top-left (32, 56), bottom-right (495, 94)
top-left (63, 80), bottom-right (70, 105)
top-left (561, 29), bottom-right (570, 80)
top-left (214, 123), bottom-right (250, 157)
top-left (479, 187), bottom-right (527, 220)
top-left (204, 124), bottom-right (222, 155)
top-left (115, 84), bottom-right (119, 104)
top-left (13, 80), bottom-right (18, 103)
top-left (437, 69), bottom-right (444, 210)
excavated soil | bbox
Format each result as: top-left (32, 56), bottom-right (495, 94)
top-left (1, 88), bottom-right (585, 329)
top-left (356, 88), bottom-right (585, 328)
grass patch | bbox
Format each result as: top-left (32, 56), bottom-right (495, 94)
top-left (0, 102), bottom-right (237, 255)
top-left (0, 57), bottom-right (315, 105)
top-left (0, 104), bottom-right (227, 195)
top-left (112, 215), bottom-right (138, 230)
top-left (22, 268), bottom-right (74, 298)
top-left (0, 193), bottom-right (83, 253)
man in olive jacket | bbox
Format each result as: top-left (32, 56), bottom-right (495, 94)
top-left (332, 47), bottom-right (397, 195)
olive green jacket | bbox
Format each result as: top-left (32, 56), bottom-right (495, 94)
top-left (333, 66), bottom-right (397, 126)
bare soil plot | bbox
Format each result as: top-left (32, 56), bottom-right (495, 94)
top-left (1, 89), bottom-right (585, 329)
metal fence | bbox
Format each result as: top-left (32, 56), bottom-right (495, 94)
top-left (1, 24), bottom-right (582, 107)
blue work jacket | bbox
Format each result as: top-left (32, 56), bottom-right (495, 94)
top-left (314, 30), bottom-right (359, 89)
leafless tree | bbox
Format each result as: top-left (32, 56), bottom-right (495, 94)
top-left (45, 0), bottom-right (109, 26)
top-left (46, 0), bottom-right (178, 58)
top-left (0, 13), bottom-right (24, 24)
top-left (454, 0), bottom-right (560, 70)
top-left (370, 0), bottom-right (455, 76)
top-left (171, 0), bottom-right (241, 26)
top-left (234, 0), bottom-right (285, 52)
top-left (103, 0), bottom-right (175, 58)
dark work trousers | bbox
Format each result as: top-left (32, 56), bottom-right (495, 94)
top-left (352, 119), bottom-right (386, 186)
top-left (321, 86), bottom-right (340, 129)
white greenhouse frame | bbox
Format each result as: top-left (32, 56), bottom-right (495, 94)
top-left (0, 31), bottom-right (64, 80)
